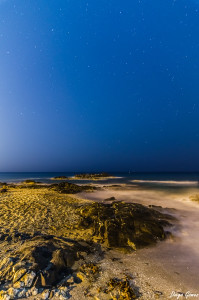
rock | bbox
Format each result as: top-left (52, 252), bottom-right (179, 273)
top-left (41, 289), bottom-right (50, 299)
top-left (65, 275), bottom-right (74, 284)
top-left (0, 234), bottom-right (91, 293)
top-left (12, 262), bottom-right (26, 273)
top-left (49, 182), bottom-right (95, 194)
top-left (105, 277), bottom-right (138, 299)
top-left (31, 286), bottom-right (38, 296)
top-left (17, 289), bottom-right (26, 298)
top-left (0, 257), bottom-right (16, 281)
top-left (25, 290), bottom-right (32, 298)
top-left (0, 292), bottom-right (10, 300)
top-left (49, 290), bottom-right (55, 298)
top-left (20, 271), bottom-right (36, 288)
top-left (0, 188), bottom-right (8, 193)
top-left (76, 272), bottom-right (87, 282)
top-left (22, 180), bottom-right (37, 184)
top-left (7, 288), bottom-right (19, 299)
top-left (51, 176), bottom-right (68, 180)
top-left (78, 201), bottom-right (172, 250)
top-left (13, 268), bottom-right (27, 283)
top-left (79, 263), bottom-right (100, 279)
top-left (73, 173), bottom-right (113, 180)
top-left (13, 281), bottom-right (25, 289)
top-left (104, 197), bottom-right (116, 201)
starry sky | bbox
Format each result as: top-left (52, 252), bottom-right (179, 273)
top-left (0, 0), bottom-right (199, 172)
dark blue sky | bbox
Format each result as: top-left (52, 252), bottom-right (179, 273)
top-left (0, 0), bottom-right (199, 172)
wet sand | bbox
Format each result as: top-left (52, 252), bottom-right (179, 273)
top-left (79, 185), bottom-right (199, 298)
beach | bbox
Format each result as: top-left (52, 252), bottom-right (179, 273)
top-left (0, 175), bottom-right (199, 299)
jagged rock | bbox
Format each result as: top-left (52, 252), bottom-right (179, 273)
top-left (0, 291), bottom-right (10, 300)
top-left (0, 234), bottom-right (92, 295)
top-left (17, 289), bottom-right (26, 298)
top-left (78, 201), bottom-right (172, 250)
top-left (19, 271), bottom-right (36, 288)
top-left (13, 268), bottom-right (27, 283)
top-left (0, 188), bottom-right (7, 193)
top-left (0, 257), bottom-right (16, 281)
top-left (7, 288), bottom-right (19, 299)
top-left (41, 289), bottom-right (50, 299)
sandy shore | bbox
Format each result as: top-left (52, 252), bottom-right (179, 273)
top-left (0, 184), bottom-right (199, 299)
top-left (79, 185), bottom-right (199, 299)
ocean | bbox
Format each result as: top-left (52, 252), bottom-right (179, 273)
top-left (0, 172), bottom-right (199, 190)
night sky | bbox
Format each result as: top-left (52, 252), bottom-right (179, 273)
top-left (0, 0), bottom-right (199, 172)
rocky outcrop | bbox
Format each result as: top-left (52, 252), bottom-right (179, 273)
top-left (0, 234), bottom-right (93, 299)
top-left (73, 172), bottom-right (113, 180)
top-left (50, 176), bottom-right (68, 180)
top-left (22, 180), bottom-right (38, 184)
top-left (49, 182), bottom-right (95, 194)
top-left (2, 181), bottom-right (96, 194)
top-left (78, 201), bottom-right (172, 250)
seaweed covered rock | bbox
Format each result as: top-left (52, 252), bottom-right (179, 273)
top-left (49, 182), bottom-right (95, 194)
top-left (105, 277), bottom-right (138, 299)
top-left (78, 201), bottom-right (172, 250)
top-left (77, 263), bottom-right (100, 282)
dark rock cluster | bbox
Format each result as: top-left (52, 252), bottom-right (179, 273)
top-left (78, 201), bottom-right (172, 250)
top-left (0, 234), bottom-right (93, 299)
top-left (74, 172), bottom-right (112, 180)
top-left (50, 176), bottom-right (68, 180)
top-left (104, 277), bottom-right (138, 299)
top-left (49, 182), bottom-right (95, 194)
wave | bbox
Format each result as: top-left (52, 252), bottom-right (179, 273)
top-left (132, 180), bottom-right (199, 185)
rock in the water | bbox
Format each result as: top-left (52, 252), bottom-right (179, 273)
top-left (73, 172), bottom-right (113, 180)
top-left (50, 176), bottom-right (68, 180)
top-left (104, 197), bottom-right (116, 201)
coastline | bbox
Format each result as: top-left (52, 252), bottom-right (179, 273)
top-left (0, 180), bottom-right (199, 299)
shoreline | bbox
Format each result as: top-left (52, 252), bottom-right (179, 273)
top-left (0, 182), bottom-right (199, 299)
top-left (79, 185), bottom-right (199, 297)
